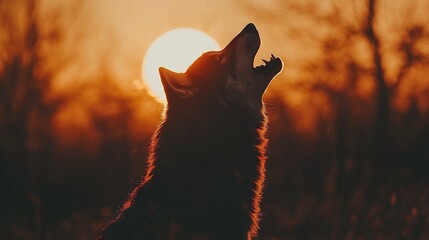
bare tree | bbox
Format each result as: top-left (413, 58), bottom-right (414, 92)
top-left (0, 0), bottom-right (85, 238)
top-left (246, 0), bottom-right (429, 186)
top-left (242, 0), bottom-right (429, 238)
top-left (1, 1), bottom-right (162, 238)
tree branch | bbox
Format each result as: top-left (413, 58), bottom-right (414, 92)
top-left (392, 25), bottom-right (427, 92)
top-left (365, 0), bottom-right (388, 96)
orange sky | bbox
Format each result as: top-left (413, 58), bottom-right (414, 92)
top-left (42, 0), bottom-right (429, 135)
top-left (46, 0), bottom-right (290, 93)
top-left (42, 0), bottom-right (298, 142)
top-left (37, 0), bottom-right (429, 92)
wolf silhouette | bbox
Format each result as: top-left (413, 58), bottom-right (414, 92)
top-left (97, 23), bottom-right (283, 240)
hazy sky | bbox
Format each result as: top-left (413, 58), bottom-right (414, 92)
top-left (49, 0), bottom-right (285, 89)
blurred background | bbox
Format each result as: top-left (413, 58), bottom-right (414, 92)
top-left (1, 0), bottom-right (429, 239)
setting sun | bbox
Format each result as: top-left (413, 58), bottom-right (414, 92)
top-left (142, 28), bottom-right (220, 103)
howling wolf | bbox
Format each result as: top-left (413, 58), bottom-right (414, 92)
top-left (97, 23), bottom-right (283, 240)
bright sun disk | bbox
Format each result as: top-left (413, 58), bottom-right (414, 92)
top-left (142, 28), bottom-right (220, 103)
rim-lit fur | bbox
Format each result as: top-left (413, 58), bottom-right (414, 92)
top-left (97, 23), bottom-right (282, 240)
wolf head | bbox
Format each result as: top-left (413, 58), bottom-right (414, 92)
top-left (159, 23), bottom-right (283, 114)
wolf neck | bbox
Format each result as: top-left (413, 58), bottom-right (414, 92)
top-left (156, 106), bottom-right (268, 235)
top-left (161, 106), bottom-right (265, 148)
top-left (148, 106), bottom-right (268, 191)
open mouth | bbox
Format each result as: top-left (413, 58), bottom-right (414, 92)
top-left (254, 54), bottom-right (282, 76)
top-left (226, 23), bottom-right (283, 78)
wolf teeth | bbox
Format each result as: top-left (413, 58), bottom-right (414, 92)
top-left (254, 53), bottom-right (281, 74)
top-left (261, 54), bottom-right (277, 66)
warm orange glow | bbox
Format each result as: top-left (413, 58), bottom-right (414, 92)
top-left (3, 0), bottom-right (429, 239)
top-left (142, 28), bottom-right (220, 103)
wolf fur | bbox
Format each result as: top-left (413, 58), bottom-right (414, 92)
top-left (97, 23), bottom-right (283, 240)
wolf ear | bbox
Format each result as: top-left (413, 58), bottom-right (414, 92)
top-left (159, 67), bottom-right (197, 100)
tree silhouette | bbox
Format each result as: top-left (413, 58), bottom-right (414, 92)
top-left (0, 0), bottom-right (87, 238)
top-left (243, 0), bottom-right (429, 238)
top-left (248, 0), bottom-right (429, 184)
top-left (1, 1), bottom-right (163, 238)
